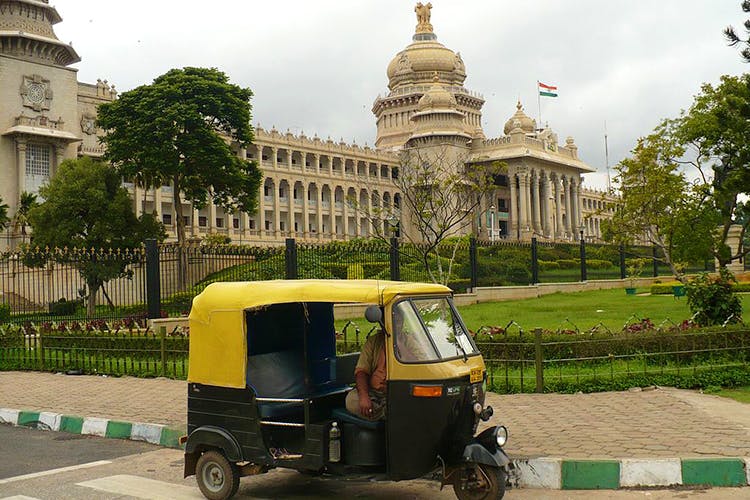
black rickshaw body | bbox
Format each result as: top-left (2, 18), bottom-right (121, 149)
top-left (183, 280), bottom-right (509, 499)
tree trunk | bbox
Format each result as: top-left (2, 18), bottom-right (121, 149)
top-left (86, 281), bottom-right (102, 318)
top-left (172, 176), bottom-right (188, 290)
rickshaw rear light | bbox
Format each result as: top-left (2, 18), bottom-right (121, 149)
top-left (412, 385), bottom-right (443, 397)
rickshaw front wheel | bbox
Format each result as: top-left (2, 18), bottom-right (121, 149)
top-left (452, 463), bottom-right (505, 500)
top-left (195, 450), bottom-right (240, 500)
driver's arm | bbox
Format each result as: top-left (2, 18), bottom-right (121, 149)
top-left (354, 370), bottom-right (373, 417)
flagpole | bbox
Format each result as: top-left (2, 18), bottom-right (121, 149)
top-left (536, 80), bottom-right (542, 131)
top-left (604, 121), bottom-right (611, 191)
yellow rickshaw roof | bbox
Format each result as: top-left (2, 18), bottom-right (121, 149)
top-left (189, 279), bottom-right (451, 324)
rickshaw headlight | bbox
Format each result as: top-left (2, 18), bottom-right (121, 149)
top-left (495, 426), bottom-right (508, 447)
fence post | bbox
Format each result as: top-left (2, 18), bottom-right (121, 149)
top-left (285, 238), bottom-right (298, 279)
top-left (145, 239), bottom-right (161, 320)
top-left (390, 237), bottom-right (400, 281)
top-left (534, 327), bottom-right (544, 393)
top-left (531, 237), bottom-right (539, 284)
top-left (652, 245), bottom-right (658, 277)
top-left (469, 237), bottom-right (478, 290)
top-left (159, 326), bottom-right (166, 377)
top-left (580, 237), bottom-right (587, 282)
top-left (619, 244), bottom-right (626, 279)
top-left (37, 329), bottom-right (45, 370)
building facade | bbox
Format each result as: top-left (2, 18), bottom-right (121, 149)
top-left (0, 1), bottom-right (615, 249)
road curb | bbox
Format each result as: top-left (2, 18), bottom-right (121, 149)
top-left (510, 456), bottom-right (750, 489)
top-left (1, 407), bottom-right (748, 489)
top-left (0, 407), bottom-right (184, 449)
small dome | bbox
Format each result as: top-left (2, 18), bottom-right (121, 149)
top-left (417, 74), bottom-right (457, 111)
top-left (503, 101), bottom-right (537, 135)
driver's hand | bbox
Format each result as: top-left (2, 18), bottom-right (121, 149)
top-left (359, 394), bottom-right (373, 418)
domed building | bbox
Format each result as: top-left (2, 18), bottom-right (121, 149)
top-left (0, 2), bottom-right (614, 249)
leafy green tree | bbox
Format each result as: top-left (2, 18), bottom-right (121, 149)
top-left (97, 67), bottom-right (262, 247)
top-left (686, 268), bottom-right (742, 326)
top-left (675, 74), bottom-right (750, 266)
top-left (12, 191), bottom-right (37, 245)
top-left (27, 157), bottom-right (165, 316)
top-left (605, 75), bottom-right (750, 279)
top-left (724, 1), bottom-right (750, 62)
top-left (601, 129), bottom-right (719, 282)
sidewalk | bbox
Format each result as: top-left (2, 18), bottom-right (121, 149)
top-left (2, 371), bottom-right (750, 489)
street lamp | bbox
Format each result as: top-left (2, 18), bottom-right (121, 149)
top-left (579, 222), bottom-right (586, 242)
top-left (387, 214), bottom-right (400, 238)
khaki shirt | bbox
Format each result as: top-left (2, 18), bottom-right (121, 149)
top-left (354, 331), bottom-right (386, 392)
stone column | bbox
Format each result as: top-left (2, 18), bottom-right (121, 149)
top-left (271, 147), bottom-right (278, 170)
top-left (288, 181), bottom-right (295, 236)
top-left (258, 179), bottom-right (265, 238)
top-left (563, 176), bottom-right (572, 236)
top-left (302, 183), bottom-right (310, 240)
top-left (316, 184), bottom-right (324, 240)
top-left (542, 171), bottom-right (553, 237)
top-left (208, 199), bottom-right (216, 232)
top-left (16, 140), bottom-right (27, 206)
top-left (313, 154), bottom-right (320, 174)
top-left (287, 149), bottom-right (293, 169)
top-left (517, 173), bottom-right (528, 237)
top-left (531, 172), bottom-right (541, 233)
top-left (554, 175), bottom-right (563, 239)
top-left (509, 173), bottom-right (518, 239)
top-left (573, 177), bottom-right (582, 237)
top-left (154, 185), bottom-right (163, 220)
top-left (273, 179), bottom-right (280, 237)
top-left (191, 206), bottom-right (200, 237)
top-left (54, 144), bottom-right (66, 175)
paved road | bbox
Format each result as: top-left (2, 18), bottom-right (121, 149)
top-left (0, 441), bottom-right (747, 499)
top-left (0, 425), bottom-right (156, 480)
top-left (3, 371), bottom-right (750, 459)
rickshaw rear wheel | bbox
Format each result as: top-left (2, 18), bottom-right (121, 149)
top-left (195, 450), bottom-right (240, 500)
top-left (452, 463), bottom-right (506, 500)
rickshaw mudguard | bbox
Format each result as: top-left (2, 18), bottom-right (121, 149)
top-left (185, 425), bottom-right (243, 463)
top-left (460, 443), bottom-right (510, 468)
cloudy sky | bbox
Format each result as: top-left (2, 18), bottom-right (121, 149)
top-left (53, 0), bottom-right (748, 190)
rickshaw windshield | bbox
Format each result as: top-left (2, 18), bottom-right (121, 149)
top-left (393, 297), bottom-right (478, 363)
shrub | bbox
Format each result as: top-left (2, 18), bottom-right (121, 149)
top-left (686, 268), bottom-right (742, 326)
top-left (556, 259), bottom-right (578, 269)
top-left (538, 260), bottom-right (559, 271)
top-left (0, 302), bottom-right (10, 322)
top-left (48, 298), bottom-right (80, 316)
top-left (347, 264), bottom-right (365, 279)
top-left (586, 259), bottom-right (616, 270)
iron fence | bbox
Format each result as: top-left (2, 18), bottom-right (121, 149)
top-left (0, 322), bottom-right (188, 378)
top-left (0, 237), bottom-right (722, 325)
top-left (479, 327), bottom-right (750, 393)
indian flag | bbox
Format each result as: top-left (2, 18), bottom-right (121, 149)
top-left (538, 82), bottom-right (558, 97)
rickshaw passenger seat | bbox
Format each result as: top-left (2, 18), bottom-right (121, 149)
top-left (331, 407), bottom-right (384, 430)
top-left (246, 350), bottom-right (352, 420)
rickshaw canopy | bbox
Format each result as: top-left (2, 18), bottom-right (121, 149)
top-left (188, 280), bottom-right (452, 388)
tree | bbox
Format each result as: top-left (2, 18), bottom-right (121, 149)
top-left (27, 157), bottom-right (164, 316)
top-left (353, 145), bottom-right (504, 285)
top-left (97, 67), bottom-right (262, 247)
top-left (676, 74), bottom-right (750, 266)
top-left (724, 1), bottom-right (750, 62)
top-left (602, 130), bottom-right (716, 282)
top-left (603, 74), bottom-right (750, 280)
top-left (12, 191), bottom-right (37, 245)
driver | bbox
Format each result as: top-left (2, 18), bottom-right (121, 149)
top-left (344, 310), bottom-right (391, 421)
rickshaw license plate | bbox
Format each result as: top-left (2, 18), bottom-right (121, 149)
top-left (470, 368), bottom-right (483, 383)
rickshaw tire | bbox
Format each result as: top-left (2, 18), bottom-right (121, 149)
top-left (195, 450), bottom-right (240, 500)
top-left (452, 463), bottom-right (506, 500)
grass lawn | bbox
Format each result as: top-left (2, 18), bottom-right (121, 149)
top-left (709, 386), bottom-right (750, 403)
top-left (457, 288), bottom-right (750, 334)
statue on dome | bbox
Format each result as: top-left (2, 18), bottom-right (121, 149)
top-left (415, 2), bottom-right (433, 33)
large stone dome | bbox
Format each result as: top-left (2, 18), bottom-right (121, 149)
top-left (387, 37), bottom-right (466, 90)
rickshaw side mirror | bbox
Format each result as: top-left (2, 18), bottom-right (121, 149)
top-left (364, 305), bottom-right (383, 324)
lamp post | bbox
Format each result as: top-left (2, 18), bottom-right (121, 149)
top-left (579, 222), bottom-right (585, 242)
top-left (579, 222), bottom-right (587, 281)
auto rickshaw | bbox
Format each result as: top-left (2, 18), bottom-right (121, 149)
top-left (183, 280), bottom-right (510, 499)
